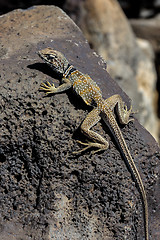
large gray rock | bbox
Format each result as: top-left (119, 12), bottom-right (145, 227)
top-left (0, 5), bottom-right (160, 240)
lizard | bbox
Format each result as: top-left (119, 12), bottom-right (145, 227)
top-left (38, 47), bottom-right (149, 240)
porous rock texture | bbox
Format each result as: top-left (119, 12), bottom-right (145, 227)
top-left (0, 5), bottom-right (160, 240)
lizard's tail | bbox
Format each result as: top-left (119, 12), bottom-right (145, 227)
top-left (103, 113), bottom-right (149, 240)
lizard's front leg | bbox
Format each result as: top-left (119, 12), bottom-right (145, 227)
top-left (74, 108), bottom-right (109, 154)
top-left (39, 77), bottom-right (72, 95)
top-left (105, 94), bottom-right (134, 124)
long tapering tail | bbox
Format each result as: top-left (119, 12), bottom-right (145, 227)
top-left (104, 113), bottom-right (149, 240)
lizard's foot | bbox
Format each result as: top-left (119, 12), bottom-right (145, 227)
top-left (39, 81), bottom-right (56, 94)
top-left (120, 105), bottom-right (134, 124)
top-left (73, 140), bottom-right (109, 154)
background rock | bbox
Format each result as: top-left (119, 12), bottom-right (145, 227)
top-left (0, 4), bottom-right (160, 240)
top-left (130, 14), bottom-right (160, 126)
top-left (130, 14), bottom-right (160, 52)
top-left (79, 0), bottom-right (159, 141)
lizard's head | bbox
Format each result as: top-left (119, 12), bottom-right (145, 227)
top-left (38, 48), bottom-right (69, 75)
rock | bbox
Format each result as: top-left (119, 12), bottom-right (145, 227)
top-left (130, 16), bottom-right (160, 135)
top-left (130, 14), bottom-right (160, 52)
top-left (80, 0), bottom-right (159, 141)
top-left (0, 5), bottom-right (160, 240)
top-left (135, 38), bottom-right (158, 139)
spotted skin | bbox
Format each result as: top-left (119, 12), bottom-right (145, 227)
top-left (38, 48), bottom-right (149, 240)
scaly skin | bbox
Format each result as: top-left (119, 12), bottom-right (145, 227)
top-left (38, 47), bottom-right (149, 240)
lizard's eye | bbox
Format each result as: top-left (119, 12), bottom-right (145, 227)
top-left (48, 54), bottom-right (57, 60)
top-left (46, 55), bottom-right (54, 61)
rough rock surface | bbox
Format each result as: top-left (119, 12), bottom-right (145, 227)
top-left (0, 5), bottom-right (160, 240)
top-left (80, 0), bottom-right (158, 141)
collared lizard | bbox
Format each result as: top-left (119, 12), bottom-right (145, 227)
top-left (38, 47), bottom-right (149, 240)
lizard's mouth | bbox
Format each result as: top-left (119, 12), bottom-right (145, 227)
top-left (37, 51), bottom-right (44, 59)
top-left (38, 53), bottom-right (50, 65)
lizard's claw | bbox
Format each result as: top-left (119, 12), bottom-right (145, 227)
top-left (73, 140), bottom-right (107, 154)
top-left (124, 104), bottom-right (132, 113)
top-left (121, 104), bottom-right (135, 124)
top-left (39, 82), bottom-right (56, 94)
top-left (72, 140), bottom-right (91, 154)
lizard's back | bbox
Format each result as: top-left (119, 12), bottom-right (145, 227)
top-left (68, 69), bottom-right (103, 108)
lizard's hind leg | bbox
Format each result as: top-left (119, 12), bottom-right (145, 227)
top-left (74, 108), bottom-right (109, 154)
top-left (106, 94), bottom-right (134, 125)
